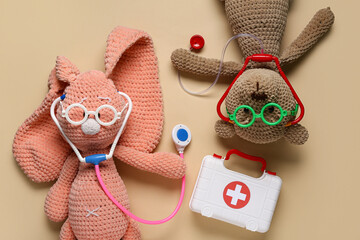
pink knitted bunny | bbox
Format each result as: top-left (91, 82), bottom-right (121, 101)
top-left (13, 26), bottom-right (186, 240)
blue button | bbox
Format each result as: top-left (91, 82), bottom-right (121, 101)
top-left (177, 129), bottom-right (188, 142)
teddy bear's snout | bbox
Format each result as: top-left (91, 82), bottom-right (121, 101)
top-left (250, 81), bottom-right (268, 101)
top-left (81, 118), bottom-right (100, 135)
top-left (251, 91), bottom-right (268, 101)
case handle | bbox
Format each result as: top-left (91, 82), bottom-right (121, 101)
top-left (213, 149), bottom-right (276, 175)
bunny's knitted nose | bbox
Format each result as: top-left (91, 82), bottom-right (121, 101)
top-left (81, 119), bottom-right (100, 135)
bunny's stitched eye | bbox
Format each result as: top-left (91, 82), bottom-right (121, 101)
top-left (243, 108), bottom-right (250, 114)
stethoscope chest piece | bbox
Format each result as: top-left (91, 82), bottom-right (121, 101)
top-left (172, 124), bottom-right (191, 153)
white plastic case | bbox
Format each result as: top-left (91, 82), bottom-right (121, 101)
top-left (189, 155), bottom-right (282, 233)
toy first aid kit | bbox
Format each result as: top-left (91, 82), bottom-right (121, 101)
top-left (189, 149), bottom-right (282, 233)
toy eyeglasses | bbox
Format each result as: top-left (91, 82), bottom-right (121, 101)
top-left (61, 102), bottom-right (128, 126)
top-left (227, 103), bottom-right (298, 128)
top-left (217, 54), bottom-right (305, 127)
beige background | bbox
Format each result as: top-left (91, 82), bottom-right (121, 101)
top-left (1, 0), bottom-right (359, 239)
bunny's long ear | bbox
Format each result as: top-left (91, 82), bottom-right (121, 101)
top-left (105, 26), bottom-right (164, 153)
top-left (13, 61), bottom-right (75, 183)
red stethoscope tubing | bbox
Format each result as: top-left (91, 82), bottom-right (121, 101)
top-left (216, 54), bottom-right (305, 127)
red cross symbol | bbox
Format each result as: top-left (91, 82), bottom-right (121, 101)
top-left (223, 181), bottom-right (251, 209)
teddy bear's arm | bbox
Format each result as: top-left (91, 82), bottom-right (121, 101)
top-left (44, 154), bottom-right (79, 222)
top-left (114, 145), bottom-right (186, 179)
top-left (171, 48), bottom-right (242, 77)
top-left (280, 7), bottom-right (335, 66)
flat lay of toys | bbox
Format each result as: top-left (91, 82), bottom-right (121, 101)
top-left (12, 0), bottom-right (334, 239)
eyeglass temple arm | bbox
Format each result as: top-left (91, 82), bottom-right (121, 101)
top-left (117, 103), bottom-right (129, 118)
top-left (273, 57), bottom-right (305, 126)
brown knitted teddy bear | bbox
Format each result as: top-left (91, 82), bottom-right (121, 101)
top-left (171, 0), bottom-right (334, 144)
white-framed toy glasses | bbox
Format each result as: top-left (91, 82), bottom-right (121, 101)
top-left (60, 101), bottom-right (129, 127)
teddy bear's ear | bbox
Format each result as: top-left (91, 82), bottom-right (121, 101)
top-left (13, 68), bottom-right (72, 183)
top-left (284, 124), bottom-right (309, 145)
top-left (215, 120), bottom-right (236, 138)
top-left (105, 26), bottom-right (163, 153)
top-left (55, 56), bottom-right (80, 83)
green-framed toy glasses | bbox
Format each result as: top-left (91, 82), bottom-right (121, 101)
top-left (227, 103), bottom-right (299, 128)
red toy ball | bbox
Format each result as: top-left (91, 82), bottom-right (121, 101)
top-left (190, 35), bottom-right (205, 50)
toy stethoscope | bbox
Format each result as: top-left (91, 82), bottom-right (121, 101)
top-left (178, 33), bottom-right (305, 127)
top-left (51, 92), bottom-right (191, 225)
top-left (217, 54), bottom-right (305, 127)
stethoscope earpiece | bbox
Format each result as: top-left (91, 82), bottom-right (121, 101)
top-left (179, 33), bottom-right (264, 95)
top-left (190, 35), bottom-right (205, 51)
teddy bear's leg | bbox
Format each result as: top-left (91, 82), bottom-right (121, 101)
top-left (122, 218), bottom-right (141, 240)
top-left (60, 218), bottom-right (76, 240)
top-left (280, 7), bottom-right (335, 65)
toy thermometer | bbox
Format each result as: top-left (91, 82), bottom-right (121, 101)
top-left (189, 150), bottom-right (281, 233)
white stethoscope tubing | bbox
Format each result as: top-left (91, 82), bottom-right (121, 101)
top-left (178, 33), bottom-right (264, 95)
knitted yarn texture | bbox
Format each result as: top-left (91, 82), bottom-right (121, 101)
top-left (13, 26), bottom-right (186, 240)
top-left (225, 69), bottom-right (297, 144)
top-left (171, 0), bottom-right (334, 145)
